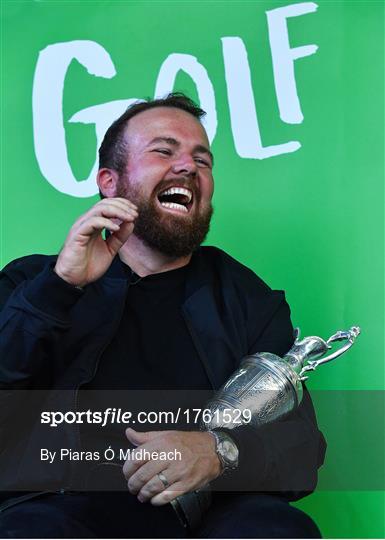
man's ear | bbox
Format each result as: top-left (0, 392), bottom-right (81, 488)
top-left (97, 168), bottom-right (120, 198)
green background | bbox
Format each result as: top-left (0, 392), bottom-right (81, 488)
top-left (1, 0), bottom-right (384, 537)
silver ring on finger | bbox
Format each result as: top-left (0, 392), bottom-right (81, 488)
top-left (157, 472), bottom-right (169, 488)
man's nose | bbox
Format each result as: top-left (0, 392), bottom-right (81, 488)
top-left (170, 154), bottom-right (197, 176)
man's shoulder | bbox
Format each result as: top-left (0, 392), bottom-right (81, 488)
top-left (1, 254), bottom-right (57, 284)
top-left (198, 245), bottom-right (273, 295)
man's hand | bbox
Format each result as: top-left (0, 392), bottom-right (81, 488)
top-left (54, 198), bottom-right (138, 287)
top-left (123, 428), bottom-right (222, 506)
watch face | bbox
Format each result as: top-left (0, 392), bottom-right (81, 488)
top-left (219, 439), bottom-right (239, 465)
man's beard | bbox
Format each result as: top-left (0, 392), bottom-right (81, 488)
top-left (116, 177), bottom-right (213, 257)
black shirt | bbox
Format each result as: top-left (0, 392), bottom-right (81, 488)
top-left (79, 259), bottom-right (212, 455)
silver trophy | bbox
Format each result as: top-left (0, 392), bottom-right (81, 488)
top-left (172, 326), bottom-right (361, 529)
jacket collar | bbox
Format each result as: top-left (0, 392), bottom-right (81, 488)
top-left (103, 248), bottom-right (211, 301)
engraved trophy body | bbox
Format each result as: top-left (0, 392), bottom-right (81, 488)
top-left (203, 326), bottom-right (360, 430)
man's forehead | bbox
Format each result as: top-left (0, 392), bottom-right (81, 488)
top-left (124, 106), bottom-right (210, 146)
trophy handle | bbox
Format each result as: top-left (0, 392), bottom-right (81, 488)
top-left (299, 326), bottom-right (360, 379)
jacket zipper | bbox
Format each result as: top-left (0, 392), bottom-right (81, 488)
top-left (69, 280), bottom-right (129, 489)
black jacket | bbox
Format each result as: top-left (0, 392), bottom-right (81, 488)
top-left (0, 246), bottom-right (326, 502)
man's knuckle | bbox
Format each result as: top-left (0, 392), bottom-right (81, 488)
top-left (180, 463), bottom-right (190, 476)
top-left (127, 477), bottom-right (137, 490)
top-left (135, 469), bottom-right (148, 483)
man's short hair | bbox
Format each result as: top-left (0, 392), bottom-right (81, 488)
top-left (98, 92), bottom-right (206, 176)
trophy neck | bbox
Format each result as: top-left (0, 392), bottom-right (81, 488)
top-left (283, 336), bottom-right (330, 374)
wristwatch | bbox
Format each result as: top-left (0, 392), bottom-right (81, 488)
top-left (208, 430), bottom-right (239, 472)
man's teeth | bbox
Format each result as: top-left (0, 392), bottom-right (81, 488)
top-left (160, 202), bottom-right (188, 213)
top-left (160, 187), bottom-right (192, 203)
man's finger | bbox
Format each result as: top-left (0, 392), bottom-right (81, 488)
top-left (122, 454), bottom-right (148, 480)
top-left (122, 439), bottom-right (160, 479)
top-left (137, 469), bottom-right (177, 503)
top-left (109, 197), bottom-right (138, 211)
top-left (96, 197), bottom-right (138, 213)
top-left (106, 221), bottom-right (135, 254)
top-left (75, 200), bottom-right (137, 229)
top-left (78, 216), bottom-right (122, 237)
top-left (85, 204), bottom-right (138, 225)
top-left (125, 428), bottom-right (163, 445)
top-left (127, 459), bottom-right (168, 495)
top-left (150, 482), bottom-right (186, 506)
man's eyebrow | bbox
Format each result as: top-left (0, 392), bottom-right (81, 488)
top-left (147, 137), bottom-right (214, 165)
top-left (148, 137), bottom-right (179, 147)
